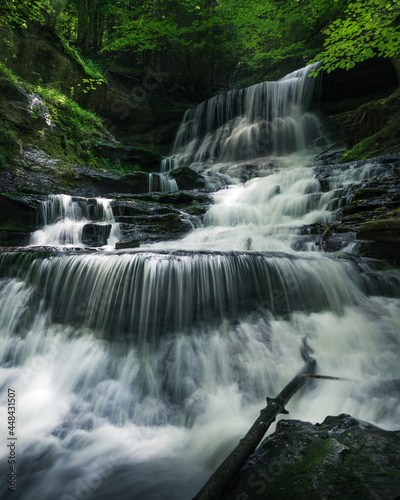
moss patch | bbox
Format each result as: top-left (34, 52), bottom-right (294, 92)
top-left (226, 415), bottom-right (400, 500)
top-left (331, 89), bottom-right (400, 162)
top-left (342, 112), bottom-right (400, 162)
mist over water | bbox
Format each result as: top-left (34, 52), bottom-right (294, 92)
top-left (0, 64), bottom-right (399, 499)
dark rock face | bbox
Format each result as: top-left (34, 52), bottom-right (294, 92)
top-left (81, 223), bottom-right (112, 247)
top-left (357, 220), bottom-right (400, 243)
top-left (0, 194), bottom-right (42, 246)
top-left (319, 58), bottom-right (398, 116)
top-left (170, 166), bottom-right (205, 190)
top-left (354, 240), bottom-right (399, 261)
top-left (77, 171), bottom-right (150, 196)
top-left (110, 191), bottom-right (211, 244)
top-left (92, 141), bottom-right (160, 173)
top-left (0, 27), bottom-right (106, 110)
top-left (313, 153), bottom-right (400, 263)
top-left (226, 414), bottom-right (400, 500)
top-left (342, 158), bottom-right (400, 262)
top-left (103, 90), bottom-right (186, 153)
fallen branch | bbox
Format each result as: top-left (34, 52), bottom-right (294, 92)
top-left (302, 374), bottom-right (346, 380)
top-left (316, 142), bottom-right (341, 157)
top-left (192, 338), bottom-right (316, 500)
top-left (313, 222), bottom-right (358, 252)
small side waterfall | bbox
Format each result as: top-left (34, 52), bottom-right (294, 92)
top-left (149, 172), bottom-right (178, 193)
top-left (29, 194), bottom-right (121, 247)
top-left (19, 87), bottom-right (54, 128)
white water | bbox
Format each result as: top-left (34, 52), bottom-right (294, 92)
top-left (160, 62), bottom-right (327, 190)
top-left (29, 195), bottom-right (122, 247)
top-left (149, 172), bottom-right (178, 193)
top-left (0, 65), bottom-right (399, 499)
top-left (19, 87), bottom-right (54, 128)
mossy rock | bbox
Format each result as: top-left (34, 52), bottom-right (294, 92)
top-left (357, 218), bottom-right (400, 243)
top-left (335, 89), bottom-right (400, 162)
top-left (226, 414), bottom-right (400, 500)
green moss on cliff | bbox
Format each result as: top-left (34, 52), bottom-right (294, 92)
top-left (0, 62), bottom-right (110, 171)
top-left (333, 89), bottom-right (400, 162)
top-left (342, 112), bottom-right (400, 162)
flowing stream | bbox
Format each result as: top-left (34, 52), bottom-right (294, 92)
top-left (0, 65), bottom-right (399, 500)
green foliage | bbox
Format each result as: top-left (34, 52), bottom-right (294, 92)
top-left (341, 136), bottom-right (380, 162)
top-left (35, 85), bottom-right (103, 139)
top-left (312, 0), bottom-right (400, 77)
top-left (0, 61), bottom-right (19, 85)
top-left (0, 0), bottom-right (55, 30)
top-left (99, 0), bottom-right (343, 90)
top-left (2, 0), bottom-right (352, 92)
top-left (0, 120), bottom-right (19, 145)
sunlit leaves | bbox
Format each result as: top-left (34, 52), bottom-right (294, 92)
top-left (0, 0), bottom-right (55, 30)
top-left (313, 0), bottom-right (400, 77)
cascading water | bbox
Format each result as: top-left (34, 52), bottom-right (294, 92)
top-left (29, 194), bottom-right (122, 247)
top-left (19, 87), bottom-right (54, 128)
top-left (0, 64), bottom-right (399, 500)
top-left (148, 172), bottom-right (179, 193)
top-left (160, 63), bottom-right (328, 189)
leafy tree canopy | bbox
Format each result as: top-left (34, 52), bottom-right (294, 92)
top-left (3, 0), bottom-right (398, 96)
top-left (312, 0), bottom-right (400, 79)
top-left (0, 0), bottom-right (54, 30)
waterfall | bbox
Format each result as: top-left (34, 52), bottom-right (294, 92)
top-left (29, 195), bottom-right (122, 247)
top-left (19, 86), bottom-right (54, 128)
top-left (3, 249), bottom-right (397, 342)
top-left (0, 65), bottom-right (399, 500)
top-left (148, 172), bottom-right (178, 193)
top-left (160, 62), bottom-right (328, 189)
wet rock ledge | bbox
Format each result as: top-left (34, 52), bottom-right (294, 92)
top-left (0, 190), bottom-right (212, 247)
top-left (315, 153), bottom-right (400, 263)
top-left (225, 414), bottom-right (400, 500)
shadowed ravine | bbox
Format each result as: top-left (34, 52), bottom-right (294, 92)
top-left (0, 64), bottom-right (399, 500)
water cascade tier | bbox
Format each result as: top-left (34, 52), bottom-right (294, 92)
top-left (160, 63), bottom-right (328, 189)
top-left (0, 64), bottom-right (399, 500)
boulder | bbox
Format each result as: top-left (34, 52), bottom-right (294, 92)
top-left (81, 223), bottom-right (112, 247)
top-left (225, 414), bottom-right (400, 500)
top-left (170, 166), bottom-right (205, 190)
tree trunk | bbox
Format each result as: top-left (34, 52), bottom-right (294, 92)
top-left (193, 338), bottom-right (317, 500)
top-left (390, 55), bottom-right (400, 88)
